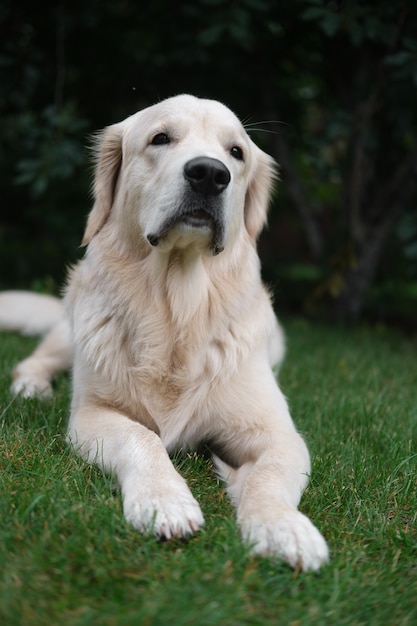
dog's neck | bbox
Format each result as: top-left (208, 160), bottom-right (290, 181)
top-left (86, 231), bottom-right (260, 332)
top-left (146, 241), bottom-right (259, 329)
top-left (142, 246), bottom-right (213, 326)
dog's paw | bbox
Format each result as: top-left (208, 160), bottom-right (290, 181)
top-left (11, 374), bottom-right (52, 399)
top-left (122, 477), bottom-right (205, 540)
top-left (240, 510), bottom-right (329, 572)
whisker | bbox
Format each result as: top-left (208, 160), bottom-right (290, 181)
top-left (246, 128), bottom-right (280, 136)
top-left (240, 114), bottom-right (255, 126)
top-left (244, 119), bottom-right (288, 129)
top-left (244, 119), bottom-right (289, 137)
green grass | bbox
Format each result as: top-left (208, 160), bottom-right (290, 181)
top-left (1, 320), bottom-right (416, 625)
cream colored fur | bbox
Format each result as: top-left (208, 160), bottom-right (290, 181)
top-left (0, 95), bottom-right (328, 570)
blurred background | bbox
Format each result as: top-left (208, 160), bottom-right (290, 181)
top-left (1, 0), bottom-right (416, 328)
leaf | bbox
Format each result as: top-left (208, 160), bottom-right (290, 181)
top-left (320, 14), bottom-right (341, 37)
top-left (198, 24), bottom-right (225, 47)
top-left (301, 7), bottom-right (327, 22)
top-left (385, 52), bottom-right (413, 67)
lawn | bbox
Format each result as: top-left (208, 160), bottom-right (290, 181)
top-left (1, 320), bottom-right (416, 625)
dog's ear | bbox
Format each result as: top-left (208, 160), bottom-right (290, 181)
top-left (82, 124), bottom-right (123, 246)
top-left (244, 147), bottom-right (277, 241)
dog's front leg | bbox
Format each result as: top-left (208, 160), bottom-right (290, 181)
top-left (67, 407), bottom-right (204, 538)
top-left (215, 423), bottom-right (329, 571)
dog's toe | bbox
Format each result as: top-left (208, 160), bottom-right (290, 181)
top-left (241, 510), bottom-right (329, 572)
top-left (122, 480), bottom-right (205, 539)
top-left (11, 374), bottom-right (53, 399)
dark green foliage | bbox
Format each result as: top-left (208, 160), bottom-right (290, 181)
top-left (1, 1), bottom-right (416, 323)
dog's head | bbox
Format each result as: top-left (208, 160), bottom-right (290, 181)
top-left (82, 95), bottom-right (276, 256)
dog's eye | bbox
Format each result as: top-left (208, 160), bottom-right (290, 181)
top-left (230, 146), bottom-right (244, 161)
top-left (151, 133), bottom-right (171, 146)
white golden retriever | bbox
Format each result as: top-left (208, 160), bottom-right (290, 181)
top-left (0, 95), bottom-right (328, 570)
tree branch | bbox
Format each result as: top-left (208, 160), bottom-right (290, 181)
top-left (374, 145), bottom-right (417, 216)
top-left (346, 4), bottom-right (409, 244)
top-left (272, 130), bottom-right (324, 259)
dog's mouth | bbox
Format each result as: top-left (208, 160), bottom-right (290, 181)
top-left (147, 201), bottom-right (225, 255)
top-left (180, 208), bottom-right (213, 228)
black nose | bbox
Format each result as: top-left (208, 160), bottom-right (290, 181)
top-left (184, 157), bottom-right (231, 196)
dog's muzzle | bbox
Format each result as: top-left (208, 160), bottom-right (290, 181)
top-left (147, 157), bottom-right (231, 255)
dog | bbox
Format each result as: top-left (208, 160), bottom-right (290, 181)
top-left (0, 95), bottom-right (328, 571)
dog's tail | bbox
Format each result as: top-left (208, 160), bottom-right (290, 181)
top-left (0, 291), bottom-right (64, 336)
